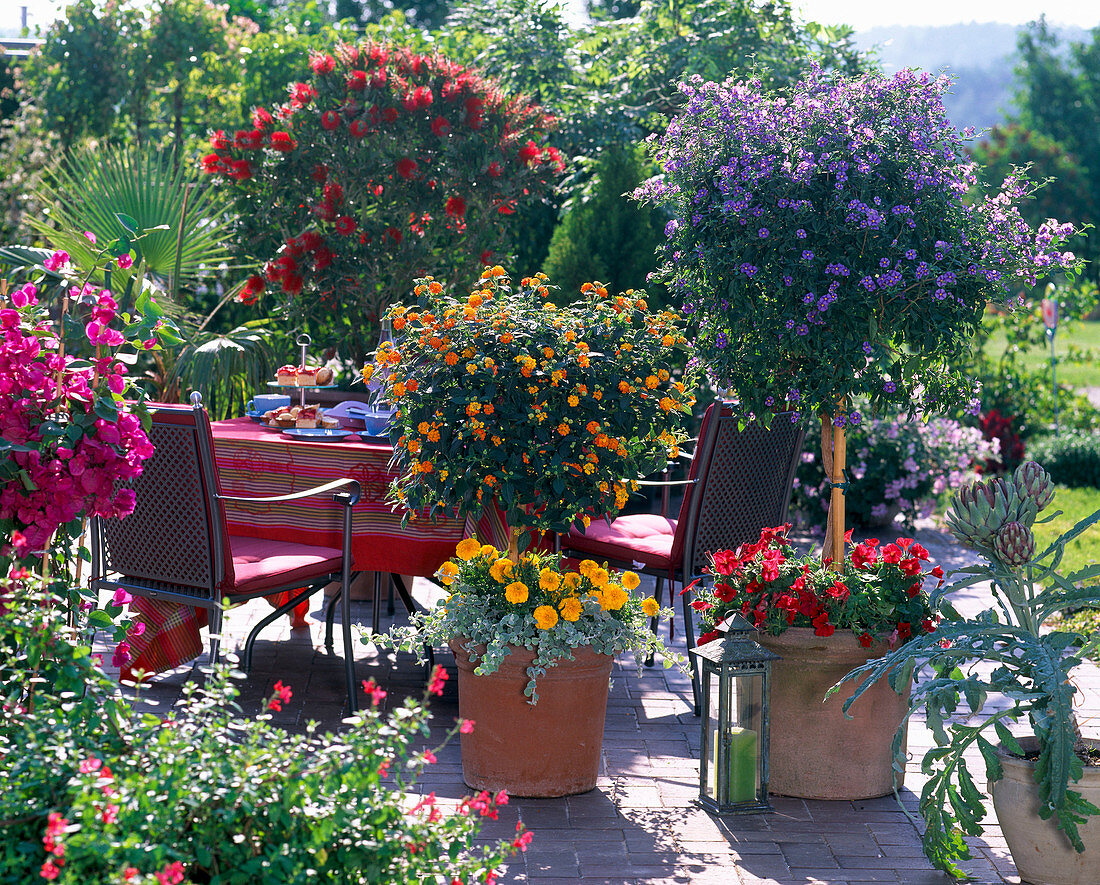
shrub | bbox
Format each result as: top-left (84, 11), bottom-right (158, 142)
top-left (1029, 431), bottom-right (1100, 489)
top-left (0, 571), bottom-right (529, 885)
top-left (206, 41), bottom-right (562, 361)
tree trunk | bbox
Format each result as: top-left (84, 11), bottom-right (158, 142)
top-left (820, 406), bottom-right (847, 568)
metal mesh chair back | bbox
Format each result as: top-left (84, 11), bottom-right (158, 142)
top-left (679, 408), bottom-right (805, 577)
top-left (98, 406), bottom-right (227, 600)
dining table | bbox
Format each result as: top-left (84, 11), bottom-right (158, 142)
top-left (120, 416), bottom-right (509, 681)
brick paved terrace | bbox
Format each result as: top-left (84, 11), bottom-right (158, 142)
top-left (105, 522), bottom-right (1100, 885)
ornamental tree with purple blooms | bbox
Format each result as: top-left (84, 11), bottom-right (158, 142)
top-left (635, 66), bottom-right (1082, 559)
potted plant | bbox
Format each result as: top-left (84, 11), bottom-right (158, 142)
top-left (366, 267), bottom-right (697, 796)
top-left (691, 524), bottom-right (940, 799)
top-left (837, 461), bottom-right (1100, 882)
top-left (635, 66), bottom-right (1081, 562)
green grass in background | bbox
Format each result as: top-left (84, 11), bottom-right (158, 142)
top-left (984, 319), bottom-right (1100, 390)
top-left (1038, 484), bottom-right (1100, 646)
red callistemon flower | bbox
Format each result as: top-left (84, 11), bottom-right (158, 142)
top-left (313, 246), bottom-right (333, 270)
top-left (518, 140), bottom-right (542, 164)
top-left (210, 129), bottom-right (229, 150)
top-left (200, 154), bottom-right (222, 175)
top-left (291, 82), bottom-right (315, 107)
top-left (241, 275), bottom-right (265, 300)
top-left (251, 106), bottom-right (273, 130)
top-left (349, 119), bottom-right (369, 139)
top-left (227, 159), bottom-right (252, 180)
top-left (371, 69), bottom-right (388, 89)
top-left (324, 181), bottom-right (344, 207)
top-left (445, 196), bottom-right (466, 218)
top-left (283, 273), bottom-right (303, 295)
top-left (431, 115), bottom-right (451, 136)
top-left (321, 110), bottom-right (341, 131)
top-left (545, 145), bottom-right (566, 172)
top-left (347, 69), bottom-right (367, 91)
top-left (415, 86), bottom-right (433, 108)
top-left (335, 216), bottom-right (357, 235)
top-left (464, 96), bottom-right (484, 129)
top-left (368, 44), bottom-right (389, 66)
top-left (479, 249), bottom-right (492, 265)
top-left (382, 107), bottom-right (399, 123)
top-left (309, 53), bottom-right (335, 75)
top-left (396, 158), bottom-right (418, 180)
top-left (486, 161), bottom-right (502, 178)
top-left (311, 163), bottom-right (328, 183)
top-left (495, 200), bottom-right (516, 216)
top-left (275, 255), bottom-right (298, 275)
top-left (269, 131), bottom-right (295, 151)
top-left (386, 226), bottom-right (403, 244)
top-left (233, 129), bottom-right (263, 149)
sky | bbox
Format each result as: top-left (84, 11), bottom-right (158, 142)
top-left (7, 0), bottom-right (1100, 36)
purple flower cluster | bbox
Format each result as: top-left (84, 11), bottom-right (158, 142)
top-left (635, 66), bottom-right (1082, 422)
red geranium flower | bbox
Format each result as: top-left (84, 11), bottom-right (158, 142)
top-left (396, 158), bottom-right (418, 180)
top-left (335, 216), bottom-right (357, 235)
top-left (812, 612), bottom-right (835, 637)
top-left (445, 196), bottom-right (466, 218)
top-left (321, 111), bottom-right (341, 131)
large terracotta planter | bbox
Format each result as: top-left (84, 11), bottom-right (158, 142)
top-left (756, 628), bottom-right (910, 800)
top-left (449, 639), bottom-right (614, 798)
top-left (992, 738), bottom-right (1100, 885)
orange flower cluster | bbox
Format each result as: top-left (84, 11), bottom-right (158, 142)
top-left (367, 268), bottom-right (697, 535)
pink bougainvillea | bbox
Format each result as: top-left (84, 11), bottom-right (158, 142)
top-left (0, 269), bottom-right (154, 559)
top-left (204, 42), bottom-right (563, 359)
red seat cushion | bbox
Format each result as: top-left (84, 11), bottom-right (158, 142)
top-left (566, 514), bottom-right (676, 571)
top-left (227, 535), bottom-right (342, 596)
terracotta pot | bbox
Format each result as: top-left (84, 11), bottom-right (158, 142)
top-left (449, 639), bottom-right (613, 798)
top-left (756, 627), bottom-right (910, 800)
top-left (992, 737), bottom-right (1100, 885)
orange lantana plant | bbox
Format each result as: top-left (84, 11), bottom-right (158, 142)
top-left (364, 267), bottom-right (697, 554)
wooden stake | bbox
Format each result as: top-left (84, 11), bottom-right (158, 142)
top-left (820, 401), bottom-right (847, 568)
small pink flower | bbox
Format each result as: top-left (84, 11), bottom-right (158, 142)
top-left (43, 251), bottom-right (69, 272)
top-left (78, 757), bottom-right (103, 774)
top-left (111, 588), bottom-right (133, 607)
top-left (83, 231), bottom-right (97, 244)
top-left (458, 718), bottom-right (474, 734)
top-left (111, 642), bottom-right (131, 667)
top-left (427, 664), bottom-right (448, 696)
top-left (116, 253), bottom-right (134, 270)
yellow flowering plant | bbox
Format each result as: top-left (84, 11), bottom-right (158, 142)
top-left (363, 267), bottom-right (697, 554)
top-left (382, 540), bottom-right (679, 702)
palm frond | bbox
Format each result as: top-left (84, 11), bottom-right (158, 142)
top-left (170, 321), bottom-right (279, 421)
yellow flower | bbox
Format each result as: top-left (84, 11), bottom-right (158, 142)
top-left (539, 568), bottom-right (562, 592)
top-left (559, 596), bottom-right (583, 621)
top-left (602, 584), bottom-right (628, 611)
top-left (437, 561), bottom-right (461, 585)
top-left (592, 568), bottom-right (610, 589)
top-left (533, 605), bottom-right (559, 630)
top-left (480, 544), bottom-right (497, 557)
top-left (641, 597), bottom-right (660, 617)
top-left (505, 581), bottom-right (530, 604)
top-left (621, 571), bottom-right (641, 591)
top-left (562, 572), bottom-right (581, 591)
top-left (578, 560), bottom-right (599, 579)
top-left (489, 558), bottom-right (514, 583)
top-left (455, 538), bottom-right (482, 561)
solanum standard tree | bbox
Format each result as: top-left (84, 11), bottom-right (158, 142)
top-left (206, 42), bottom-right (563, 360)
top-left (636, 67), bottom-right (1082, 558)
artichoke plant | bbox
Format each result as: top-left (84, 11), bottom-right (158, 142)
top-left (834, 460), bottom-right (1100, 878)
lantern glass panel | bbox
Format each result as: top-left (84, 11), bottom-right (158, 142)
top-left (703, 664), bottom-right (763, 806)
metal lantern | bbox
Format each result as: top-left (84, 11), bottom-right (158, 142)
top-left (689, 634), bottom-right (779, 814)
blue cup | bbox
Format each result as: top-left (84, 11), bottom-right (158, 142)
top-left (248, 394), bottom-right (291, 413)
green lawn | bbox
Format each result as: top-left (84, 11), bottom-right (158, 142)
top-left (1037, 485), bottom-right (1100, 643)
top-left (984, 318), bottom-right (1100, 390)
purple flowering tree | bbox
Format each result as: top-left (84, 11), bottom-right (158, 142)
top-left (636, 67), bottom-right (1081, 559)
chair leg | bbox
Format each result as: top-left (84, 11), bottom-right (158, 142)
top-left (682, 581), bottom-right (701, 716)
top-left (645, 576), bottom-right (664, 668)
top-left (243, 586), bottom-right (316, 672)
top-left (341, 566), bottom-right (358, 715)
top-left (208, 601), bottom-right (223, 666)
top-left (324, 588), bottom-right (339, 651)
top-left (371, 571), bottom-right (383, 635)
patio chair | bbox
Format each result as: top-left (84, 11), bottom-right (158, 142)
top-left (561, 400), bottom-right (805, 713)
top-left (89, 395), bottom-right (363, 712)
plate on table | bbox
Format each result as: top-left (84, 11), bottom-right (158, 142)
top-left (245, 410), bottom-right (266, 423)
top-left (282, 428), bottom-right (353, 441)
top-left (358, 430), bottom-right (392, 441)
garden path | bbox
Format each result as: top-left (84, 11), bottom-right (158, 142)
top-left (102, 519), bottom-right (1100, 885)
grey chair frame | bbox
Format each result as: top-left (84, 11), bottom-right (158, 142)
top-left (89, 397), bottom-right (363, 712)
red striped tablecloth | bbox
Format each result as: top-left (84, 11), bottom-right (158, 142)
top-left (211, 417), bottom-right (508, 574)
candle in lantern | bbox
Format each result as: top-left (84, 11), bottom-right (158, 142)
top-left (708, 725), bottom-right (758, 803)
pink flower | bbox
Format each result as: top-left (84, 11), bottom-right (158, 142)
top-left (361, 678), bottom-right (387, 706)
top-left (40, 860), bottom-right (61, 880)
top-left (111, 642), bottom-right (131, 667)
top-left (427, 665), bottom-right (448, 696)
top-left (43, 251), bottom-right (69, 272)
top-left (83, 231), bottom-right (97, 244)
top-left (116, 253), bottom-right (133, 270)
top-left (267, 679), bottom-right (293, 711)
top-left (156, 861), bottom-right (186, 885)
top-left (458, 718), bottom-right (474, 734)
top-left (78, 757), bottom-right (103, 774)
